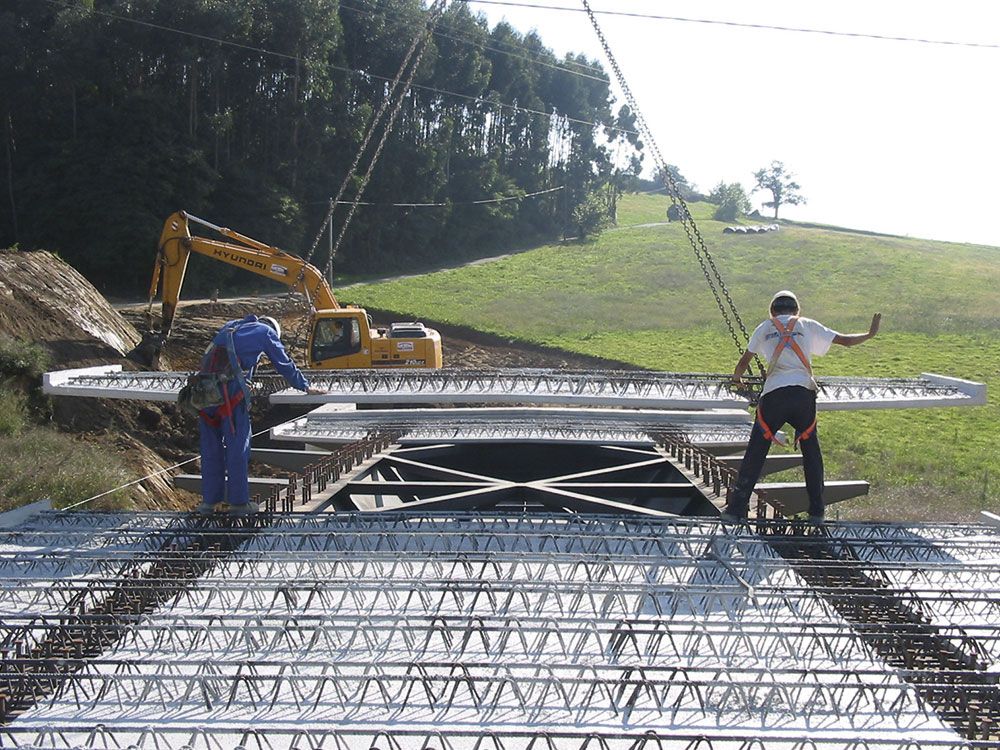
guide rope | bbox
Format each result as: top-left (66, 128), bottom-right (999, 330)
top-left (580, 1), bottom-right (763, 376)
top-left (62, 424), bottom-right (275, 510)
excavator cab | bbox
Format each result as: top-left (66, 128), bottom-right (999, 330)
top-left (308, 310), bottom-right (442, 369)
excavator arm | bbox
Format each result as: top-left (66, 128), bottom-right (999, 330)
top-left (147, 211), bottom-right (339, 339)
top-left (128, 211), bottom-right (341, 368)
top-left (131, 210), bottom-right (443, 371)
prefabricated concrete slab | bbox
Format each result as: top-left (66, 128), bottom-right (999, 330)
top-left (42, 365), bottom-right (987, 411)
top-left (269, 406), bottom-right (755, 446)
top-left (718, 452), bottom-right (803, 477)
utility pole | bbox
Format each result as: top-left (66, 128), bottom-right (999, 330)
top-left (327, 197), bottom-right (334, 287)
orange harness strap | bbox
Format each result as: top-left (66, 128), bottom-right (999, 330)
top-left (756, 316), bottom-right (818, 447)
top-left (756, 401), bottom-right (817, 448)
top-left (199, 386), bottom-right (245, 433)
top-left (766, 315), bottom-right (812, 378)
top-left (755, 402), bottom-right (786, 447)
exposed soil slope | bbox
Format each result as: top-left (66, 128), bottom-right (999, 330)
top-left (0, 250), bottom-right (140, 364)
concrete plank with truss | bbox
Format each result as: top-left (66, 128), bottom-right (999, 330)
top-left (42, 365), bottom-right (987, 411)
top-left (3, 511), bottom-right (996, 748)
top-left (270, 405), bottom-right (757, 446)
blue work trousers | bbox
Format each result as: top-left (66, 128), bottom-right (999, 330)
top-left (198, 400), bottom-right (252, 506)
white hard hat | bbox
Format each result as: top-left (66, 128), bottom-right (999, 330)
top-left (770, 290), bottom-right (799, 308)
top-left (259, 316), bottom-right (282, 339)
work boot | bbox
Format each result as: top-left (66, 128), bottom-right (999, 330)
top-left (195, 501), bottom-right (220, 515)
top-left (808, 514), bottom-right (826, 526)
top-left (228, 501), bottom-right (260, 517)
top-left (719, 511), bottom-right (746, 524)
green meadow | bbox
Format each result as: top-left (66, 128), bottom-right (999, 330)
top-left (343, 193), bottom-right (1000, 521)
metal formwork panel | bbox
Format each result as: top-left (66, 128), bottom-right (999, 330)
top-left (4, 512), bottom-right (998, 748)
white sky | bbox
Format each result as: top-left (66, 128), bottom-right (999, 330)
top-left (467, 0), bottom-right (1000, 246)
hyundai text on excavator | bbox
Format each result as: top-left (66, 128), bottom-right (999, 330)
top-left (131, 211), bottom-right (443, 370)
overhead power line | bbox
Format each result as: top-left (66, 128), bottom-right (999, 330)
top-left (317, 185), bottom-right (565, 208)
top-left (339, 0), bottom-right (609, 82)
top-left (459, 0), bottom-right (1000, 50)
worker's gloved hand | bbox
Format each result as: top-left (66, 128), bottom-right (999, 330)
top-left (306, 386), bottom-right (326, 396)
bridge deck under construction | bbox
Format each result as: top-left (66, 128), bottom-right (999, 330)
top-left (0, 510), bottom-right (997, 749)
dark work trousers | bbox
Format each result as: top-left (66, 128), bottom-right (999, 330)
top-left (726, 385), bottom-right (824, 518)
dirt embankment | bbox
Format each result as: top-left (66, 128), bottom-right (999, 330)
top-left (0, 250), bottom-right (195, 509)
top-left (0, 250), bottom-right (140, 365)
top-left (3, 250), bottom-right (620, 511)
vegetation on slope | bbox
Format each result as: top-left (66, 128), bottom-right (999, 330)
top-left (345, 193), bottom-right (1000, 521)
top-left (0, 337), bottom-right (132, 511)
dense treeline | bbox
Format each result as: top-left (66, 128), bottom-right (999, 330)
top-left (0, 0), bottom-right (640, 295)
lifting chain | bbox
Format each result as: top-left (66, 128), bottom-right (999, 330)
top-left (580, 1), bottom-right (764, 377)
top-left (306, 0), bottom-right (449, 287)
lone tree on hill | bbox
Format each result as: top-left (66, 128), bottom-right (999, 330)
top-left (753, 161), bottom-right (805, 219)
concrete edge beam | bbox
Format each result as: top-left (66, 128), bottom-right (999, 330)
top-left (251, 448), bottom-right (332, 472)
top-left (0, 499), bottom-right (53, 529)
top-left (173, 474), bottom-right (290, 495)
top-left (757, 480), bottom-right (870, 516)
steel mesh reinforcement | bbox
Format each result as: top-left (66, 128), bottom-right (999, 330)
top-left (0, 512), bottom-right (998, 748)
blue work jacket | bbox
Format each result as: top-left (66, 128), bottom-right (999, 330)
top-left (211, 315), bottom-right (310, 394)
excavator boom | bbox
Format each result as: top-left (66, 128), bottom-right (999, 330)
top-left (150, 211), bottom-right (339, 339)
top-left (131, 211), bottom-right (443, 371)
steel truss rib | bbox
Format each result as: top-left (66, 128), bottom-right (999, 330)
top-left (43, 366), bottom-right (987, 410)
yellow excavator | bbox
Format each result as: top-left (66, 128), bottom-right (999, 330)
top-left (131, 211), bottom-right (443, 369)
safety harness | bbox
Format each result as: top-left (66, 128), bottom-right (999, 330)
top-left (756, 315), bottom-right (817, 447)
top-left (197, 321), bottom-right (253, 434)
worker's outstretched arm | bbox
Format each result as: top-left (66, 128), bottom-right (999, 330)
top-left (261, 329), bottom-right (312, 392)
top-left (732, 349), bottom-right (755, 383)
top-left (833, 313), bottom-right (881, 347)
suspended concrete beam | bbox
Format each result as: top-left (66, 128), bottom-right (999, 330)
top-left (42, 366), bottom-right (987, 412)
top-left (815, 373), bottom-right (987, 411)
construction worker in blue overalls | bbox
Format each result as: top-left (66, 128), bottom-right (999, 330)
top-left (195, 315), bottom-right (320, 516)
top-left (725, 291), bottom-right (881, 524)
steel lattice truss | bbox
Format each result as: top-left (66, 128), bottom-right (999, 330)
top-left (322, 443), bottom-right (720, 516)
top-left (1, 511), bottom-right (998, 748)
top-left (43, 366), bottom-right (987, 411)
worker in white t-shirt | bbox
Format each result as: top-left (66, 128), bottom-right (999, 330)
top-left (724, 290), bottom-right (881, 524)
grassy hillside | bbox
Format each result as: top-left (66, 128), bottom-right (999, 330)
top-left (341, 193), bottom-right (1000, 521)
